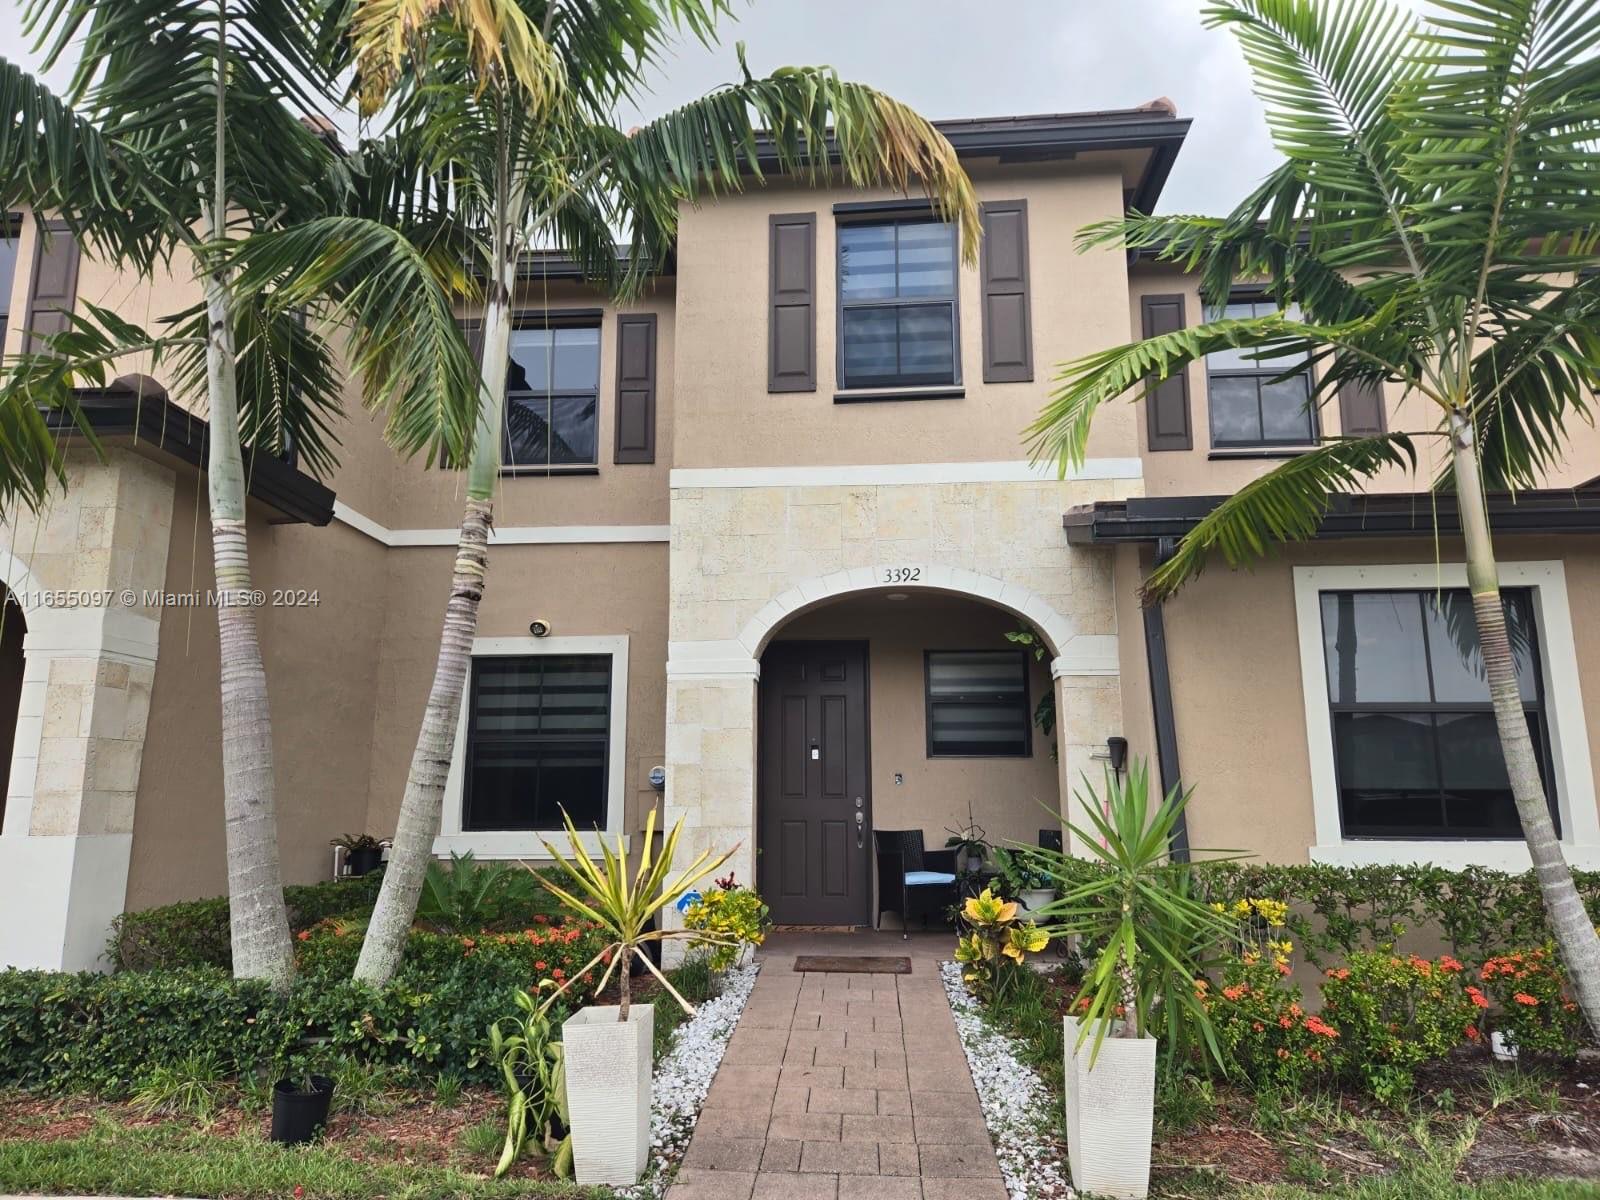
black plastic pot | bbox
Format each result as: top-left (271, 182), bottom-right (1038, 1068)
top-left (270, 1075), bottom-right (335, 1145)
top-left (345, 846), bottom-right (382, 876)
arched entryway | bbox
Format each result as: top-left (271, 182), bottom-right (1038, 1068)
top-left (756, 589), bottom-right (1063, 927)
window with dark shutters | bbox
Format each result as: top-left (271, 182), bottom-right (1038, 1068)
top-left (769, 212), bottom-right (816, 392)
top-left (1338, 378), bottom-right (1388, 436)
top-left (23, 221), bottom-right (80, 353)
top-left (1140, 294), bottom-right (1193, 451)
top-left (980, 200), bottom-right (1032, 383)
top-left (614, 313), bottom-right (656, 464)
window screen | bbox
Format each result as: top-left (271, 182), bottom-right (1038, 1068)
top-left (926, 650), bottom-right (1030, 757)
top-left (464, 655), bottom-right (611, 830)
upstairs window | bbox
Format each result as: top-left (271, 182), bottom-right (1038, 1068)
top-left (1319, 588), bottom-right (1555, 840)
top-left (838, 218), bottom-right (959, 389)
top-left (504, 323), bottom-right (600, 471)
top-left (1205, 297), bottom-right (1315, 448)
top-left (463, 654), bottom-right (612, 831)
top-left (925, 650), bottom-right (1030, 757)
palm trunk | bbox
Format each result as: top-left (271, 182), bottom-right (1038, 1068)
top-left (354, 176), bottom-right (519, 986)
top-left (202, 17), bottom-right (293, 987)
top-left (1451, 409), bottom-right (1600, 1037)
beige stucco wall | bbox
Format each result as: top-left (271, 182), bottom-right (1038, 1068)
top-left (359, 541), bottom-right (669, 847)
top-left (671, 162), bottom-right (1140, 470)
top-left (1154, 536), bottom-right (1600, 864)
top-left (374, 280), bottom-right (676, 532)
top-left (127, 470), bottom-right (389, 908)
top-left (774, 593), bottom-right (1060, 854)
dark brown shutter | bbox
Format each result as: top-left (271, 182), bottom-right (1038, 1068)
top-left (614, 313), bottom-right (656, 464)
top-left (1140, 294), bottom-right (1192, 451)
top-left (1338, 378), bottom-right (1387, 435)
top-left (768, 212), bottom-right (815, 392)
top-left (23, 221), bottom-right (80, 352)
top-left (980, 200), bottom-right (1032, 383)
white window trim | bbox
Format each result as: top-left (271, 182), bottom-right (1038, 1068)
top-left (1293, 561), bottom-right (1600, 870)
top-left (434, 634), bottom-right (630, 860)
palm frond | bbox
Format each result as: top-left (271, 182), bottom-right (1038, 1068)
top-left (352, 0), bottom-right (566, 116)
top-left (611, 54), bottom-right (980, 263)
top-left (1461, 275), bottom-right (1600, 492)
top-left (0, 59), bottom-right (168, 268)
top-left (1027, 307), bottom-right (1395, 476)
top-left (1145, 433), bottom-right (1421, 602)
top-left (0, 301), bottom-right (216, 511)
top-left (1203, 0), bottom-right (1424, 263)
top-left (219, 216), bottom-right (483, 466)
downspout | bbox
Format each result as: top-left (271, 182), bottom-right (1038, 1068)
top-left (1143, 536), bottom-right (1189, 861)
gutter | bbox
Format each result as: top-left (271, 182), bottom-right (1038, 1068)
top-left (45, 384), bottom-right (336, 526)
top-left (1064, 488), bottom-right (1600, 545)
top-left (1142, 537), bottom-right (1189, 862)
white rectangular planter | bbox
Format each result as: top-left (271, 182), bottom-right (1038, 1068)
top-left (1063, 1015), bottom-right (1157, 1200)
top-left (563, 1003), bottom-right (654, 1186)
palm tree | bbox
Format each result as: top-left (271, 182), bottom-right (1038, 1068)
top-left (1029, 0), bottom-right (1600, 1033)
top-left (0, 1), bottom-right (480, 984)
top-left (237, 0), bottom-right (981, 985)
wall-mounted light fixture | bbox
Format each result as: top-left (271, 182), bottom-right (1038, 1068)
top-left (1106, 736), bottom-right (1129, 778)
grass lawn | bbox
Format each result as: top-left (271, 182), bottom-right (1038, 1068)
top-left (981, 965), bottom-right (1600, 1200)
top-left (0, 957), bottom-right (725, 1199)
top-left (0, 1100), bottom-right (602, 1200)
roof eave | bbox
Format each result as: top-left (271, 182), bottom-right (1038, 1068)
top-left (47, 388), bottom-right (336, 526)
top-left (1064, 489), bottom-right (1600, 546)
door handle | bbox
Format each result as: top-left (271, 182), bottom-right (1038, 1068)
top-left (854, 804), bottom-right (864, 848)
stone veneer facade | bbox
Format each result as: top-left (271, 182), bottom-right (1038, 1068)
top-left (0, 449), bottom-right (174, 969)
top-left (662, 469), bottom-right (1138, 930)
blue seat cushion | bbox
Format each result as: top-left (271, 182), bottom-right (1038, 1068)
top-left (904, 870), bottom-right (957, 887)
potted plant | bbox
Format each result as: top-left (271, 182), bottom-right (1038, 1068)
top-left (332, 833), bottom-right (385, 877)
top-left (1030, 762), bottom-right (1231, 1200)
top-left (532, 808), bottom-right (736, 1186)
top-left (993, 846), bottom-right (1055, 914)
top-left (270, 1070), bottom-right (335, 1145)
top-left (945, 805), bottom-right (991, 875)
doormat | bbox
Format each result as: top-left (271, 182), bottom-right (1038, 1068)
top-left (792, 955), bottom-right (913, 974)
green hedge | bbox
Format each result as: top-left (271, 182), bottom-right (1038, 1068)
top-left (1, 921), bottom-right (608, 1096)
top-left (107, 875), bottom-right (386, 972)
top-left (1035, 859), bottom-right (1600, 970)
top-left (1187, 862), bottom-right (1600, 969)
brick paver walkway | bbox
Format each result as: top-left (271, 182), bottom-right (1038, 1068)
top-left (666, 959), bottom-right (1007, 1200)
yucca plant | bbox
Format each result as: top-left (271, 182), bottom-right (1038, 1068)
top-left (1027, 0), bottom-right (1600, 1037)
top-left (1032, 762), bottom-right (1235, 1068)
top-left (533, 807), bottom-right (737, 1021)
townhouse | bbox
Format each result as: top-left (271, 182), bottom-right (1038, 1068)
top-left (2, 101), bottom-right (1597, 971)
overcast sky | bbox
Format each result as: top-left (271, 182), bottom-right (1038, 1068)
top-left (0, 0), bottom-right (1364, 215)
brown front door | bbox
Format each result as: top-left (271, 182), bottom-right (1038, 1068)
top-left (758, 640), bottom-right (871, 925)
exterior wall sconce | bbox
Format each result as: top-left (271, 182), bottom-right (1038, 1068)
top-left (1106, 736), bottom-right (1129, 777)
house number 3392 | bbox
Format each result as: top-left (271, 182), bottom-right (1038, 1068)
top-left (880, 565), bottom-right (923, 584)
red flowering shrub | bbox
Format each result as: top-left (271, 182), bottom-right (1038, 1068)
top-left (1319, 952), bottom-right (1478, 1101)
top-left (294, 918), bottom-right (605, 989)
top-left (1479, 946), bottom-right (1590, 1058)
top-left (1204, 956), bottom-right (1339, 1088)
